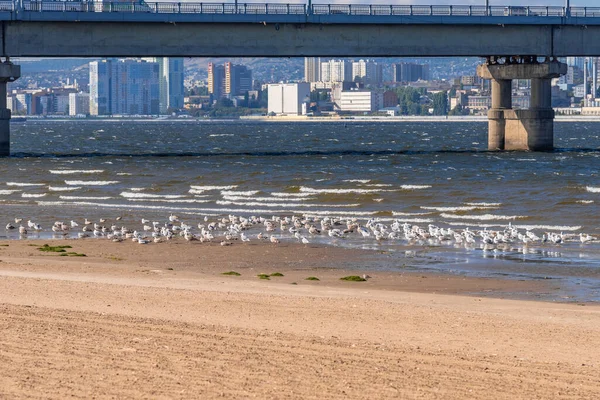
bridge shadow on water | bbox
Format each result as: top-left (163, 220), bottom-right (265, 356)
top-left (6, 148), bottom-right (600, 158)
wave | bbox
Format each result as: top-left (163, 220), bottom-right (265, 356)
top-left (129, 188), bottom-right (146, 192)
top-left (120, 192), bottom-right (187, 199)
top-left (586, 186), bottom-right (600, 193)
top-left (65, 180), bottom-right (119, 186)
top-left (299, 186), bottom-right (389, 194)
top-left (21, 193), bottom-right (47, 198)
top-left (216, 200), bottom-right (360, 208)
top-left (220, 190), bottom-right (260, 196)
top-left (270, 192), bottom-right (316, 198)
top-left (126, 199), bottom-right (211, 203)
top-left (188, 189), bottom-right (206, 194)
top-left (6, 182), bottom-right (45, 187)
top-left (49, 170), bottom-right (104, 174)
top-left (0, 189), bottom-right (21, 195)
top-left (190, 185), bottom-right (238, 191)
top-left (222, 195), bottom-right (315, 202)
top-left (392, 211), bottom-right (435, 216)
top-left (577, 200), bottom-right (594, 204)
top-left (60, 196), bottom-right (114, 200)
top-left (48, 186), bottom-right (81, 192)
top-left (117, 173), bottom-right (132, 176)
top-left (465, 202), bottom-right (502, 207)
top-left (389, 218), bottom-right (434, 223)
top-left (440, 213), bottom-right (527, 221)
top-left (343, 179), bottom-right (371, 183)
top-left (421, 205), bottom-right (498, 212)
top-left (400, 185), bottom-right (432, 190)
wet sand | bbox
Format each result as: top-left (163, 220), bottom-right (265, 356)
top-left (0, 239), bottom-right (599, 398)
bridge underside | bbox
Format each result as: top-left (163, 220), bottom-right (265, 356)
top-left (1, 21), bottom-right (600, 57)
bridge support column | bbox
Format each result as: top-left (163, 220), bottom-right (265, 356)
top-left (477, 59), bottom-right (566, 151)
top-left (488, 78), bottom-right (512, 150)
top-left (0, 60), bottom-right (21, 157)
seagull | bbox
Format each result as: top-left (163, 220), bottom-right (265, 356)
top-left (5, 223), bottom-right (15, 230)
top-left (270, 235), bottom-right (280, 244)
top-left (14, 218), bottom-right (22, 224)
top-left (301, 236), bottom-right (309, 245)
top-left (70, 220), bottom-right (79, 228)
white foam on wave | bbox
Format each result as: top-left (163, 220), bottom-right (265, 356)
top-left (127, 199), bottom-right (211, 204)
top-left (60, 196), bottom-right (114, 200)
top-left (586, 186), bottom-right (600, 193)
top-left (48, 186), bottom-right (81, 192)
top-left (392, 211), bottom-right (435, 216)
top-left (0, 189), bottom-right (21, 195)
top-left (190, 185), bottom-right (238, 191)
top-left (120, 192), bottom-right (187, 199)
top-left (577, 200), bottom-right (595, 204)
top-left (49, 170), bottom-right (104, 174)
top-left (343, 179), bottom-right (371, 183)
top-left (222, 195), bottom-right (316, 202)
top-left (129, 188), bottom-right (146, 192)
top-left (7, 182), bottom-right (45, 187)
top-left (513, 224), bottom-right (582, 232)
top-left (65, 180), bottom-right (119, 186)
top-left (366, 184), bottom-right (393, 187)
top-left (441, 213), bottom-right (527, 221)
top-left (421, 205), bottom-right (498, 212)
top-left (117, 173), bottom-right (132, 176)
top-left (400, 185), bottom-right (432, 190)
top-left (465, 202), bottom-right (502, 207)
top-left (299, 186), bottom-right (389, 194)
top-left (270, 192), bottom-right (315, 198)
top-left (21, 193), bottom-right (47, 198)
top-left (216, 200), bottom-right (360, 208)
top-left (391, 218), bottom-right (434, 223)
top-left (221, 190), bottom-right (260, 196)
top-left (188, 189), bottom-right (206, 194)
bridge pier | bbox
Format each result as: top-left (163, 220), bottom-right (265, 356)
top-left (477, 59), bottom-right (567, 151)
top-left (0, 60), bottom-right (21, 157)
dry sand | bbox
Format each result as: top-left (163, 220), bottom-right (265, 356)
top-left (0, 239), bottom-right (599, 399)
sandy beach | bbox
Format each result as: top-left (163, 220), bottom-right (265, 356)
top-left (0, 239), bottom-right (599, 399)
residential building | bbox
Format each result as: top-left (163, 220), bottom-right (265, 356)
top-left (208, 63), bottom-right (226, 99)
top-left (69, 92), bottom-right (90, 116)
top-left (393, 63), bottom-right (430, 83)
top-left (304, 57), bottom-right (321, 82)
top-left (144, 57), bottom-right (185, 113)
top-left (89, 59), bottom-right (160, 116)
top-left (267, 83), bottom-right (311, 115)
top-left (351, 59), bottom-right (383, 86)
top-left (225, 62), bottom-right (252, 97)
top-left (321, 60), bottom-right (352, 84)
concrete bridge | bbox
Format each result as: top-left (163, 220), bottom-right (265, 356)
top-left (0, 1), bottom-right (598, 154)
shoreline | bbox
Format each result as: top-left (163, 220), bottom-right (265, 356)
top-left (1, 238), bottom-right (599, 398)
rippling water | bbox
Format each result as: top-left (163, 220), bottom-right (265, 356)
top-left (2, 119), bottom-right (600, 301)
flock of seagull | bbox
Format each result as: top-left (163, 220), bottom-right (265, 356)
top-left (4, 214), bottom-right (599, 248)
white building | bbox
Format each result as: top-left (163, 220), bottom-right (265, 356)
top-left (304, 57), bottom-right (321, 82)
top-left (69, 92), bottom-right (90, 116)
top-left (321, 60), bottom-right (352, 84)
top-left (267, 83), bottom-right (311, 115)
top-left (337, 90), bottom-right (382, 112)
top-left (351, 59), bottom-right (382, 85)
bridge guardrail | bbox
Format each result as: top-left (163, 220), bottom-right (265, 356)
top-left (2, 2), bottom-right (594, 19)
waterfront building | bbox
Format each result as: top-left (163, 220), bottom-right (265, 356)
top-left (321, 60), bottom-right (352, 84)
top-left (209, 62), bottom-right (252, 100)
top-left (267, 82), bottom-right (311, 115)
top-left (69, 92), bottom-right (90, 116)
top-left (144, 57), bottom-right (185, 113)
top-left (393, 63), bottom-right (430, 83)
top-left (89, 59), bottom-right (160, 116)
top-left (337, 90), bottom-right (382, 112)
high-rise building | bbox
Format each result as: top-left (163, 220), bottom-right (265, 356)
top-left (69, 92), bottom-right (90, 116)
top-left (225, 62), bottom-right (252, 97)
top-left (144, 57), bottom-right (185, 113)
top-left (321, 60), bottom-right (352, 84)
top-left (89, 59), bottom-right (160, 115)
top-left (208, 63), bottom-right (226, 100)
top-left (351, 59), bottom-right (383, 85)
top-left (304, 57), bottom-right (321, 82)
top-left (393, 63), bottom-right (429, 83)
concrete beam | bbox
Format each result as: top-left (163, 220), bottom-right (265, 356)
top-left (2, 21), bottom-right (554, 57)
top-left (477, 62), bottom-right (567, 80)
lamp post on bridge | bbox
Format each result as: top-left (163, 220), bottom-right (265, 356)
top-left (485, 0), bottom-right (489, 16)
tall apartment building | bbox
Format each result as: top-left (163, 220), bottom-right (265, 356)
top-left (208, 62), bottom-right (252, 100)
top-left (321, 60), bottom-right (353, 84)
top-left (393, 63), bottom-right (430, 83)
top-left (144, 57), bottom-right (185, 113)
top-left (89, 59), bottom-right (160, 116)
top-left (351, 59), bottom-right (383, 85)
top-left (304, 57), bottom-right (321, 82)
top-left (69, 92), bottom-right (90, 116)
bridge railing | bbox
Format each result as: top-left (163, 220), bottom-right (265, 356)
top-left (3, 2), bottom-right (597, 18)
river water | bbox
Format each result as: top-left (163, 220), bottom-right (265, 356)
top-left (1, 119), bottom-right (600, 301)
